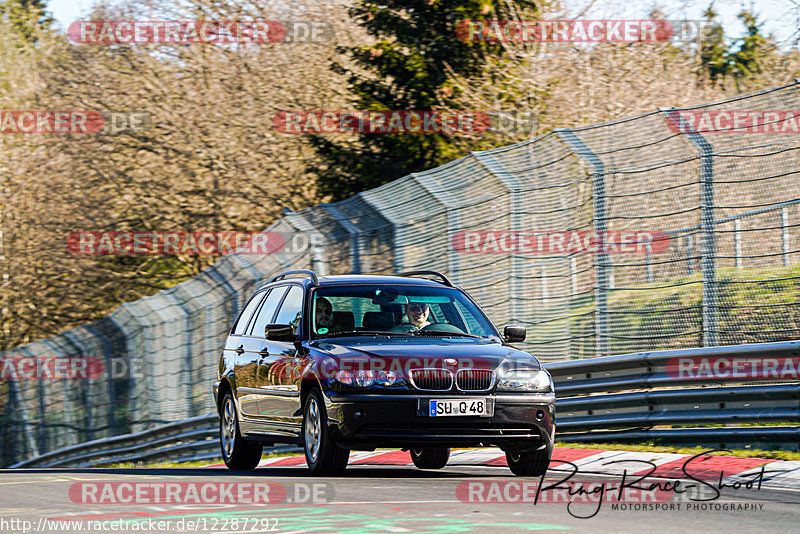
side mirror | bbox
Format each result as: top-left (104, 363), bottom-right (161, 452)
top-left (503, 325), bottom-right (526, 343)
top-left (265, 323), bottom-right (297, 342)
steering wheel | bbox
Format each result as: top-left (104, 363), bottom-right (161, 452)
top-left (389, 323), bottom-right (419, 333)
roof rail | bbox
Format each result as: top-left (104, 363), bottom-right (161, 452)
top-left (268, 269), bottom-right (319, 286)
top-left (397, 270), bottom-right (453, 287)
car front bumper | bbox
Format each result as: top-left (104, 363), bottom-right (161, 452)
top-left (324, 392), bottom-right (555, 451)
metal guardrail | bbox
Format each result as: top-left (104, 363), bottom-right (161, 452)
top-left (550, 340), bottom-right (800, 449)
top-left (10, 415), bottom-right (218, 468)
top-left (10, 341), bottom-right (800, 467)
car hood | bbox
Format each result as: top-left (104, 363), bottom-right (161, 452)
top-left (308, 336), bottom-right (541, 372)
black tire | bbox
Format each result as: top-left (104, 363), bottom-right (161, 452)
top-left (303, 389), bottom-right (349, 475)
top-left (219, 391), bottom-right (263, 470)
top-left (506, 442), bottom-right (553, 477)
top-left (410, 447), bottom-right (451, 470)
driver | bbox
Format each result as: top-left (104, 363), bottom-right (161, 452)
top-left (405, 302), bottom-right (431, 329)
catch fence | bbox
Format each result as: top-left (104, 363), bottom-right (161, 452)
top-left (3, 82), bottom-right (800, 466)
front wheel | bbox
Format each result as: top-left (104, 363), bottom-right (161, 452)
top-left (303, 389), bottom-right (349, 475)
top-left (506, 442), bottom-right (553, 477)
top-left (220, 392), bottom-right (263, 470)
top-left (410, 447), bottom-right (450, 470)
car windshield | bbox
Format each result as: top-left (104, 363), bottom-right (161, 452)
top-left (310, 284), bottom-right (499, 340)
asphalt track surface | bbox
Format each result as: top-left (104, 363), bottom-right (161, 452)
top-left (1, 463), bottom-right (798, 534)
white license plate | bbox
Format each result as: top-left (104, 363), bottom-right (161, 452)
top-left (428, 398), bottom-right (490, 417)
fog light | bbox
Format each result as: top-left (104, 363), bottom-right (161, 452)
top-left (535, 410), bottom-right (545, 421)
top-left (354, 411), bottom-right (364, 420)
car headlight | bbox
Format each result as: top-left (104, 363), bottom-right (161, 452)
top-left (334, 369), bottom-right (403, 387)
top-left (354, 370), bottom-right (375, 387)
top-left (374, 370), bottom-right (402, 386)
top-left (334, 370), bottom-right (353, 384)
top-left (497, 369), bottom-right (553, 392)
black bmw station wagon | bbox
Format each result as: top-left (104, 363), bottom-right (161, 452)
top-left (213, 270), bottom-right (555, 475)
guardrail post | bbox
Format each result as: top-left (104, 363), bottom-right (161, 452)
top-left (557, 129), bottom-right (610, 357)
top-left (662, 108), bottom-right (718, 346)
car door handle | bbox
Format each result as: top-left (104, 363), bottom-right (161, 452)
top-left (235, 345), bottom-right (244, 354)
top-left (258, 348), bottom-right (270, 357)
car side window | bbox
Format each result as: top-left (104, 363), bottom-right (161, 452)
top-left (274, 285), bottom-right (304, 334)
top-left (248, 286), bottom-right (288, 337)
top-left (232, 291), bottom-right (267, 335)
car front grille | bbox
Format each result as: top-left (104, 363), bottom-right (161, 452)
top-left (456, 369), bottom-right (493, 391)
top-left (409, 368), bottom-right (453, 391)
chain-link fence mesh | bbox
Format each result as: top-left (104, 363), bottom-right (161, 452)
top-left (3, 82), bottom-right (800, 466)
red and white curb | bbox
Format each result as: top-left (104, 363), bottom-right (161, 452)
top-left (207, 447), bottom-right (800, 490)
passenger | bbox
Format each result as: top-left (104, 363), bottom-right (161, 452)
top-left (314, 297), bottom-right (339, 334)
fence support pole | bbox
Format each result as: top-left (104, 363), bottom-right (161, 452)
top-left (283, 211), bottom-right (328, 276)
top-left (557, 129), bottom-right (609, 357)
top-left (473, 152), bottom-right (525, 324)
top-left (734, 219), bottom-right (742, 268)
top-left (570, 257), bottom-right (578, 295)
top-left (540, 265), bottom-right (548, 306)
top-left (782, 207), bottom-right (790, 266)
top-left (662, 108), bottom-right (717, 346)
top-left (321, 204), bottom-right (362, 274)
top-left (411, 172), bottom-right (462, 283)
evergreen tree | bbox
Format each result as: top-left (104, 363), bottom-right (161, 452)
top-left (0, 0), bottom-right (52, 42)
top-left (728, 11), bottom-right (775, 87)
top-left (311, 0), bottom-right (539, 201)
top-left (697, 6), bottom-right (775, 89)
top-left (698, 6), bottom-right (728, 84)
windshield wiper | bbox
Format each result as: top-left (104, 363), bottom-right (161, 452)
top-left (316, 330), bottom-right (413, 338)
top-left (412, 330), bottom-right (485, 338)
